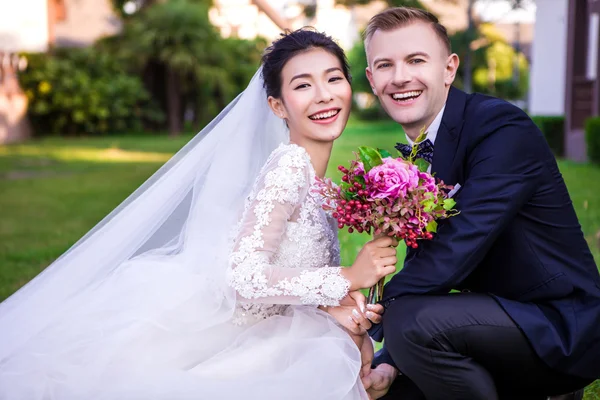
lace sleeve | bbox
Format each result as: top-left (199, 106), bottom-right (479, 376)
top-left (226, 147), bottom-right (350, 306)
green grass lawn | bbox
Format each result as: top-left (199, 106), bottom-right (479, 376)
top-left (1, 118), bottom-right (599, 398)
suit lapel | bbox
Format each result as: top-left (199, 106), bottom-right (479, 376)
top-left (431, 86), bottom-right (467, 185)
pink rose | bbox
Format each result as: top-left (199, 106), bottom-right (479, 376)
top-left (353, 161), bottom-right (365, 175)
top-left (366, 158), bottom-right (420, 199)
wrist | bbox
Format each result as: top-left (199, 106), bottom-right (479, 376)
top-left (340, 267), bottom-right (358, 291)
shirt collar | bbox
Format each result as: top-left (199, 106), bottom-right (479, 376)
top-left (405, 104), bottom-right (446, 146)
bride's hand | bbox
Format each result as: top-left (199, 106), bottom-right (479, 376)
top-left (322, 292), bottom-right (383, 334)
top-left (341, 237), bottom-right (398, 291)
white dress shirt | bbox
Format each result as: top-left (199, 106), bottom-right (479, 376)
top-left (405, 104), bottom-right (446, 173)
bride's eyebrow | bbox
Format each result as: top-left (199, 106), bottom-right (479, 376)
top-left (289, 67), bottom-right (342, 84)
top-left (290, 73), bottom-right (312, 84)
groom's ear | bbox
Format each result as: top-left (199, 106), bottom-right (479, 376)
top-left (365, 67), bottom-right (377, 95)
top-left (267, 96), bottom-right (287, 120)
top-left (444, 53), bottom-right (460, 87)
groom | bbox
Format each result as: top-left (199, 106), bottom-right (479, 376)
top-left (355, 7), bottom-right (600, 400)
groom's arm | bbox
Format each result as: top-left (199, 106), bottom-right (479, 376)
top-left (370, 101), bottom-right (545, 341)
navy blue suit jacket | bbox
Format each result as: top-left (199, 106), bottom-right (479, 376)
top-left (370, 87), bottom-right (600, 380)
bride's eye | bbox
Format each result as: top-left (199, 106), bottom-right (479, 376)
top-left (294, 83), bottom-right (310, 90)
top-left (329, 76), bottom-right (344, 83)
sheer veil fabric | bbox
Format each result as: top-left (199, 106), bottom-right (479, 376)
top-left (0, 69), bottom-right (366, 399)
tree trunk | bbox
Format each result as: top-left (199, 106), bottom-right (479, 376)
top-left (166, 66), bottom-right (182, 137)
top-left (463, 0), bottom-right (475, 93)
top-left (512, 19), bottom-right (521, 86)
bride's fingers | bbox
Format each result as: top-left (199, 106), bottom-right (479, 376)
top-left (379, 256), bottom-right (397, 267)
top-left (351, 308), bottom-right (372, 330)
top-left (367, 303), bottom-right (384, 315)
top-left (346, 316), bottom-right (365, 335)
top-left (381, 264), bottom-right (397, 276)
top-left (365, 310), bottom-right (382, 324)
top-left (349, 291), bottom-right (366, 313)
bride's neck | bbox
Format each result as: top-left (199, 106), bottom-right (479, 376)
top-left (290, 139), bottom-right (333, 179)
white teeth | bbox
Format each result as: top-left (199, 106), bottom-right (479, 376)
top-left (310, 110), bottom-right (339, 120)
top-left (392, 91), bottom-right (422, 100)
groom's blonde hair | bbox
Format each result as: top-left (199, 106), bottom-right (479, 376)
top-left (364, 7), bottom-right (451, 55)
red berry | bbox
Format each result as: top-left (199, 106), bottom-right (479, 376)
top-left (348, 227), bottom-right (354, 233)
top-left (338, 223), bottom-right (344, 229)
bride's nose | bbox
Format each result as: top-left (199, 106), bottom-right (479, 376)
top-left (314, 83), bottom-right (334, 103)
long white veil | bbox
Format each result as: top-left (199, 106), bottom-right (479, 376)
top-left (0, 68), bottom-right (289, 364)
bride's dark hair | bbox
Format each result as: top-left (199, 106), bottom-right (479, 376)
top-left (261, 27), bottom-right (351, 99)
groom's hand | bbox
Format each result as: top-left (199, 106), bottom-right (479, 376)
top-left (323, 291), bottom-right (384, 334)
top-left (362, 363), bottom-right (398, 400)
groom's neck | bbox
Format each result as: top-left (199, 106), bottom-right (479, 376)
top-left (402, 102), bottom-right (447, 142)
top-left (403, 119), bottom-right (434, 142)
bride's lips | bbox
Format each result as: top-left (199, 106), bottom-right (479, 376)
top-left (308, 108), bottom-right (341, 124)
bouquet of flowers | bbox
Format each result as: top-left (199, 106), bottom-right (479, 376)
top-left (314, 132), bottom-right (459, 303)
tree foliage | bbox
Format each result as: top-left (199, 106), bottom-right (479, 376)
top-left (106, 0), bottom-right (264, 135)
top-left (19, 48), bottom-right (163, 136)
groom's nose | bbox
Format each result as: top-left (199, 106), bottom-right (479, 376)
top-left (392, 65), bottom-right (412, 86)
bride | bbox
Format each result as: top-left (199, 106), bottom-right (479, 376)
top-left (0, 28), bottom-right (398, 399)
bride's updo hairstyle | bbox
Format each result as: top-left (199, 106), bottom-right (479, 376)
top-left (261, 27), bottom-right (351, 99)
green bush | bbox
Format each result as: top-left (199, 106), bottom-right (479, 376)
top-left (585, 117), bottom-right (600, 164)
top-left (19, 47), bottom-right (164, 136)
top-left (531, 115), bottom-right (565, 157)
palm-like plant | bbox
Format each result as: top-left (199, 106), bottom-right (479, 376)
top-left (123, 0), bottom-right (221, 136)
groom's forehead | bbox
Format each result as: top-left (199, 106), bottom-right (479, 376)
top-left (366, 23), bottom-right (444, 57)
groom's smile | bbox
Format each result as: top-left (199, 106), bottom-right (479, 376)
top-left (390, 90), bottom-right (423, 105)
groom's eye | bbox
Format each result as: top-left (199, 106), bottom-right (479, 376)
top-left (410, 58), bottom-right (425, 64)
top-left (376, 63), bottom-right (391, 69)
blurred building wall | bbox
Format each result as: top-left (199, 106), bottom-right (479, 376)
top-left (528, 0), bottom-right (568, 116)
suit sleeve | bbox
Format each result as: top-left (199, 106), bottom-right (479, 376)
top-left (369, 101), bottom-right (545, 342)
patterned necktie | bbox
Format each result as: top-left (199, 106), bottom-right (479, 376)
top-left (395, 139), bottom-right (434, 164)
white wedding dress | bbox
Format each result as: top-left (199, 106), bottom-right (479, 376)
top-left (0, 143), bottom-right (368, 400)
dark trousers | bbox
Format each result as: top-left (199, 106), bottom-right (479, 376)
top-left (379, 293), bottom-right (592, 400)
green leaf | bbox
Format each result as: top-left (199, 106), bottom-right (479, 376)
top-left (358, 146), bottom-right (384, 173)
top-left (422, 200), bottom-right (435, 212)
top-left (426, 220), bottom-right (438, 233)
top-left (340, 181), bottom-right (352, 192)
top-left (443, 198), bottom-right (456, 210)
top-left (414, 128), bottom-right (428, 144)
top-left (415, 158), bottom-right (430, 172)
top-left (378, 148), bottom-right (392, 158)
